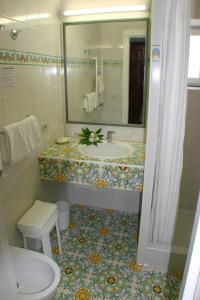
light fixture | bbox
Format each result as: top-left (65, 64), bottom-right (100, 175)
top-left (63, 5), bottom-right (148, 17)
top-left (0, 13), bottom-right (50, 25)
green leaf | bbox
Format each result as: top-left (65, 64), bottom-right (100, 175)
top-left (96, 128), bottom-right (102, 134)
top-left (85, 127), bottom-right (91, 134)
top-left (79, 139), bottom-right (86, 145)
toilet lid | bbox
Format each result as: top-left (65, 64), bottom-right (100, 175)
top-left (14, 255), bottom-right (54, 294)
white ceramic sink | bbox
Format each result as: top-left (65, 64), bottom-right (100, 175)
top-left (78, 141), bottom-right (134, 159)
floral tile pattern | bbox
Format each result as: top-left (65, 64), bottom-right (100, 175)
top-left (38, 138), bottom-right (145, 192)
top-left (51, 205), bottom-right (182, 300)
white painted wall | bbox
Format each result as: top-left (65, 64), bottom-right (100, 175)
top-left (178, 0), bottom-right (200, 213)
top-left (179, 89), bottom-right (200, 212)
top-left (67, 184), bottom-right (140, 213)
top-left (65, 123), bottom-right (145, 142)
top-left (178, 191), bottom-right (200, 300)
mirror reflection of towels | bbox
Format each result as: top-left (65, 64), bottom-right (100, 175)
top-left (83, 92), bottom-right (97, 112)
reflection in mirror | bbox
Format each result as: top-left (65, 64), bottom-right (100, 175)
top-left (63, 19), bottom-right (149, 127)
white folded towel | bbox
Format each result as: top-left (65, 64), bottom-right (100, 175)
top-left (23, 116), bottom-right (41, 151)
top-left (2, 115), bottom-right (41, 164)
top-left (17, 200), bottom-right (57, 233)
top-left (83, 92), bottom-right (97, 112)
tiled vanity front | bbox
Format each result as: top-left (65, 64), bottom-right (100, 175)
top-left (38, 138), bottom-right (145, 192)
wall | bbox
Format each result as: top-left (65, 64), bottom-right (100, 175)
top-left (179, 89), bottom-right (200, 212)
top-left (178, 0), bottom-right (200, 213)
top-left (0, 0), bottom-right (65, 246)
top-left (192, 0), bottom-right (200, 19)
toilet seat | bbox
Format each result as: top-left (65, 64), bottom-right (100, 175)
top-left (11, 247), bottom-right (60, 300)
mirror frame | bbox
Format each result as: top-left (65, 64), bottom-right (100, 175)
top-left (63, 18), bottom-right (150, 128)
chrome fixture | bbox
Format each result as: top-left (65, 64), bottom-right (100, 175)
top-left (106, 131), bottom-right (115, 143)
top-left (10, 29), bottom-right (21, 40)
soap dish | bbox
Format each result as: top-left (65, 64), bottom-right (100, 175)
top-left (56, 137), bottom-right (69, 144)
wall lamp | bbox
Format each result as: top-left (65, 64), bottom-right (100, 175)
top-left (63, 5), bottom-right (148, 17)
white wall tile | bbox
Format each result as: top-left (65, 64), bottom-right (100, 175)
top-left (0, 0), bottom-right (65, 246)
top-left (2, 94), bottom-right (22, 124)
top-left (0, 0), bottom-right (13, 17)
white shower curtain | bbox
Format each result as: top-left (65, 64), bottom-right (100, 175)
top-left (150, 0), bottom-right (191, 244)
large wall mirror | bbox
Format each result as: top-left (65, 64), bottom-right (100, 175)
top-left (63, 19), bottom-right (149, 127)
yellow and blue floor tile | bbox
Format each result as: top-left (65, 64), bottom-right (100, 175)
top-left (51, 204), bottom-right (182, 300)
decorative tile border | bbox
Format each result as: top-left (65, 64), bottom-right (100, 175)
top-left (66, 58), bottom-right (95, 67)
top-left (0, 50), bottom-right (123, 67)
top-left (38, 138), bottom-right (145, 192)
top-left (0, 49), bottom-right (63, 66)
top-left (103, 59), bottom-right (123, 67)
top-left (66, 58), bottom-right (123, 67)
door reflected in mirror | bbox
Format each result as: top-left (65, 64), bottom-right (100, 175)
top-left (63, 19), bottom-right (149, 127)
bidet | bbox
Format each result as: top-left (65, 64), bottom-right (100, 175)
top-left (11, 247), bottom-right (60, 300)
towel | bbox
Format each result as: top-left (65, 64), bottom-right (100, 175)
top-left (83, 92), bottom-right (97, 112)
top-left (17, 200), bottom-right (57, 233)
top-left (2, 115), bottom-right (41, 164)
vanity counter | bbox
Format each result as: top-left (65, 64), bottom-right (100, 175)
top-left (38, 138), bottom-right (145, 192)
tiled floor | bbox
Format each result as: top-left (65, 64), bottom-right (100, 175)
top-left (51, 205), bottom-right (182, 300)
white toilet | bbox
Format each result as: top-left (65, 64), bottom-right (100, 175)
top-left (11, 247), bottom-right (60, 300)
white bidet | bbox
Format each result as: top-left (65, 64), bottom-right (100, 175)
top-left (11, 247), bottom-right (60, 300)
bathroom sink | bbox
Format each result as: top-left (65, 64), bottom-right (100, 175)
top-left (78, 141), bottom-right (134, 159)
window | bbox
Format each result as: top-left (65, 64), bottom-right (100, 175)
top-left (188, 23), bottom-right (200, 87)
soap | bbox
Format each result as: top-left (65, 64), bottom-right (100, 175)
top-left (56, 137), bottom-right (68, 144)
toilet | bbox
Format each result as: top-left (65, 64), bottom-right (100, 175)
top-left (11, 246), bottom-right (60, 300)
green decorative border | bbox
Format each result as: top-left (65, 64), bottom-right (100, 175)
top-left (0, 49), bottom-right (63, 66)
top-left (66, 57), bottom-right (123, 67)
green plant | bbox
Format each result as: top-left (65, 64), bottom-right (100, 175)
top-left (79, 127), bottom-right (104, 146)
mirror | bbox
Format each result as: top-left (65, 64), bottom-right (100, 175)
top-left (63, 19), bottom-right (149, 127)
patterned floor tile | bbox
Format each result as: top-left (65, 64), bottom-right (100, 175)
top-left (51, 204), bottom-right (182, 300)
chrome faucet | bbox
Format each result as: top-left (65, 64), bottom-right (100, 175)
top-left (106, 131), bottom-right (115, 143)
